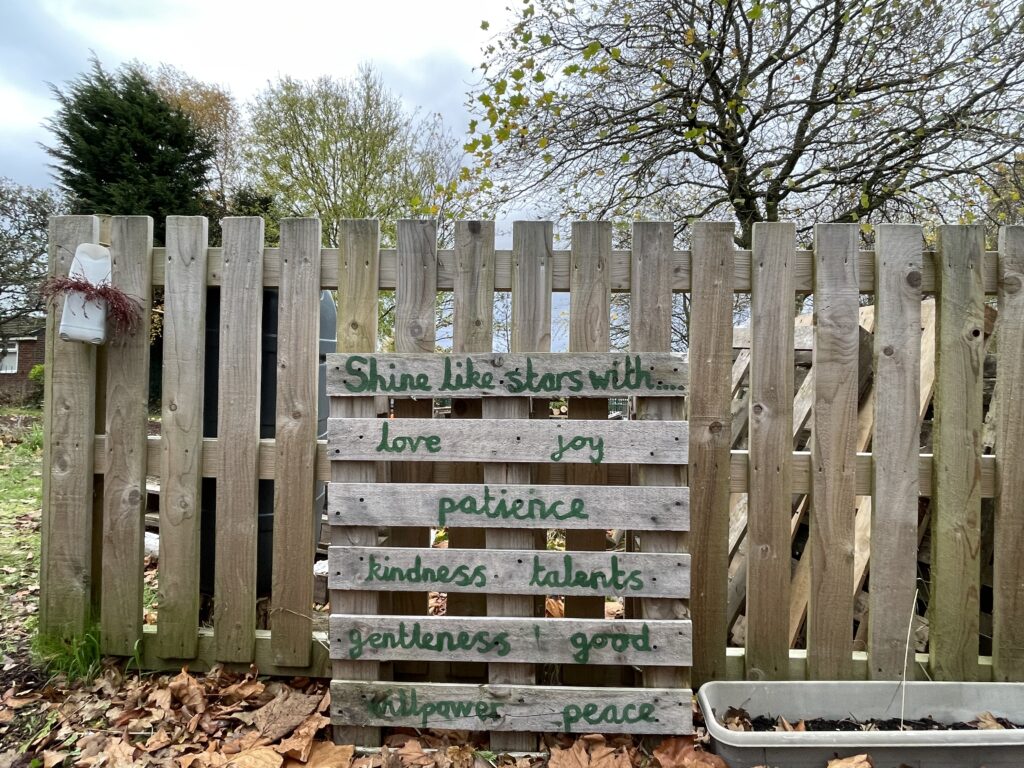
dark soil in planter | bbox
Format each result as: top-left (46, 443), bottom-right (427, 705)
top-left (723, 706), bottom-right (1023, 732)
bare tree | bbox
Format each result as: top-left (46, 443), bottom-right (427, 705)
top-left (469, 0), bottom-right (1024, 247)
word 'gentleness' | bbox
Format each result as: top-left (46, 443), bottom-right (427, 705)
top-left (347, 621), bottom-right (510, 660)
top-left (437, 486), bottom-right (588, 527)
top-left (340, 354), bottom-right (669, 394)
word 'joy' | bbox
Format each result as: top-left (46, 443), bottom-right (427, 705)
top-left (374, 422), bottom-right (604, 463)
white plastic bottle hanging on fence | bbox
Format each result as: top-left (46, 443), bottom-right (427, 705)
top-left (58, 243), bottom-right (111, 344)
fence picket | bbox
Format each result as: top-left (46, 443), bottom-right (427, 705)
top-left (994, 225), bottom-right (1024, 681)
top-left (486, 221), bottom-right (551, 751)
top-left (213, 217), bottom-right (265, 662)
top-left (100, 216), bottom-right (154, 655)
top-left (746, 222), bottom-right (795, 680)
top-left (269, 218), bottom-right (322, 666)
top-left (156, 216), bottom-right (209, 659)
top-left (931, 225), bottom-right (985, 681)
top-left (630, 221), bottom-right (688, 690)
top-left (689, 222), bottom-right (734, 686)
top-left (808, 223), bottom-right (860, 679)
top-left (870, 224), bottom-right (923, 679)
top-left (40, 215), bottom-right (100, 638)
top-left (331, 220), bottom-right (382, 746)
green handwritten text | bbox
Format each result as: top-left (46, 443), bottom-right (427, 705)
top-left (375, 421), bottom-right (442, 454)
top-left (528, 554), bottom-right (644, 592)
top-left (569, 623), bottom-right (652, 663)
top-left (550, 435), bottom-right (605, 464)
top-left (437, 486), bottom-right (588, 527)
top-left (366, 688), bottom-right (502, 727)
top-left (348, 621), bottom-right (510, 659)
top-left (364, 554), bottom-right (487, 588)
top-left (561, 702), bottom-right (657, 732)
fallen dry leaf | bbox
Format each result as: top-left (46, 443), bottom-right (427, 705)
top-left (170, 668), bottom-right (208, 714)
top-left (722, 707), bottom-right (751, 732)
top-left (105, 736), bottom-right (138, 768)
top-left (826, 756), bottom-right (874, 768)
top-left (275, 712), bottom-right (330, 761)
top-left (545, 596), bottom-right (565, 618)
top-left (2, 688), bottom-right (41, 709)
top-left (549, 739), bottom-right (590, 768)
top-left (41, 751), bottom-right (67, 768)
top-left (283, 741), bottom-right (355, 768)
top-left (774, 715), bottom-right (804, 732)
top-left (397, 739), bottom-right (436, 768)
top-left (975, 711), bottom-right (1006, 730)
top-left (228, 746), bottom-right (284, 768)
top-left (251, 690), bottom-right (322, 743)
top-left (142, 727), bottom-right (172, 752)
top-left (652, 736), bottom-right (727, 768)
top-left (587, 745), bottom-right (631, 768)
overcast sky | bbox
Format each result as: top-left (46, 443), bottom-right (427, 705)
top-left (1, 0), bottom-right (509, 189)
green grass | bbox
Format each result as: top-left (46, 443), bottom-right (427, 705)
top-left (0, 407), bottom-right (44, 661)
top-left (31, 625), bottom-right (103, 682)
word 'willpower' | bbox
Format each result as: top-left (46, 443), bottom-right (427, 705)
top-left (338, 354), bottom-right (674, 395)
top-left (344, 620), bottom-right (653, 664)
top-left (363, 687), bottom-right (658, 733)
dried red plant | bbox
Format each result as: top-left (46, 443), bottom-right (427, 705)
top-left (41, 275), bottom-right (143, 337)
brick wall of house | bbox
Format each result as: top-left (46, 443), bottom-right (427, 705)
top-left (0, 336), bottom-right (44, 403)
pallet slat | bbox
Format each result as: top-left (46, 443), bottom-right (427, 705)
top-left (328, 417), bottom-right (688, 464)
top-left (327, 483), bottom-right (689, 530)
top-left (270, 218), bottom-right (322, 667)
top-left (213, 217), bottom-right (265, 662)
top-left (329, 547), bottom-right (690, 598)
top-left (100, 216), bottom-right (154, 655)
top-left (156, 216), bottom-right (209, 659)
top-left (329, 616), bottom-right (692, 666)
top-left (327, 352), bottom-right (687, 398)
top-left (330, 681), bottom-right (692, 734)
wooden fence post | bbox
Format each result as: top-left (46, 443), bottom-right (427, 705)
top-left (931, 224), bottom-right (985, 681)
top-left (689, 222), bottom-right (734, 686)
top-left (156, 216), bottom-right (209, 659)
top-left (100, 216), bottom-right (154, 655)
top-left (40, 215), bottom-right (100, 639)
top-left (869, 224), bottom-right (922, 679)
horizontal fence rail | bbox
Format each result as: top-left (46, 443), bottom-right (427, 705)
top-left (39, 215), bottom-right (1024, 747)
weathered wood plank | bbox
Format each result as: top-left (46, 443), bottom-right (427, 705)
top-left (330, 616), bottom-right (692, 666)
top-left (391, 220), bottom-right (438, 628)
top-left (869, 224), bottom-right (923, 680)
top-left (328, 483), bottom-right (689, 530)
top-left (931, 225), bottom-right (985, 681)
top-left (331, 220), bottom-right (382, 746)
top-left (155, 216), bottom-right (209, 659)
top-left (807, 223), bottom-right (859, 680)
top-left (151, 245), bottom-right (1003, 295)
top-left (214, 217), bottom-right (265, 663)
top-left (270, 218), bottom-right (322, 667)
top-left (567, 221), bottom-right (612, 628)
top-left (93, 435), bottom-right (1001, 497)
top-left (100, 216), bottom-right (154, 655)
top-left (328, 352), bottom-right (687, 398)
top-left (328, 417), bottom-right (688, 464)
top-left (688, 221), bottom-right (734, 686)
top-left (488, 221), bottom-right (552, 750)
top-left (994, 225), bottom-right (1024, 681)
top-left (732, 325), bottom-right (815, 351)
top-left (330, 681), bottom-right (692, 734)
top-left (446, 221), bottom-right (495, 645)
top-left (746, 222), bottom-right (795, 680)
top-left (330, 547), bottom-right (690, 598)
top-left (331, 231), bottom-right (384, 737)
top-left (630, 221), bottom-right (687, 690)
top-left (40, 215), bottom-right (100, 639)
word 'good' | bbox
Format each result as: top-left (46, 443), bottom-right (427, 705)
top-left (437, 486), bottom-right (588, 527)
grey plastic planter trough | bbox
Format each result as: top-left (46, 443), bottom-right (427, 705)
top-left (698, 681), bottom-right (1024, 768)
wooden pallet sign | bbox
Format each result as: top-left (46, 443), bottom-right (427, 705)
top-left (328, 349), bottom-right (692, 735)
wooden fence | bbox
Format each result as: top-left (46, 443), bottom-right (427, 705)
top-left (39, 215), bottom-right (1024, 742)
